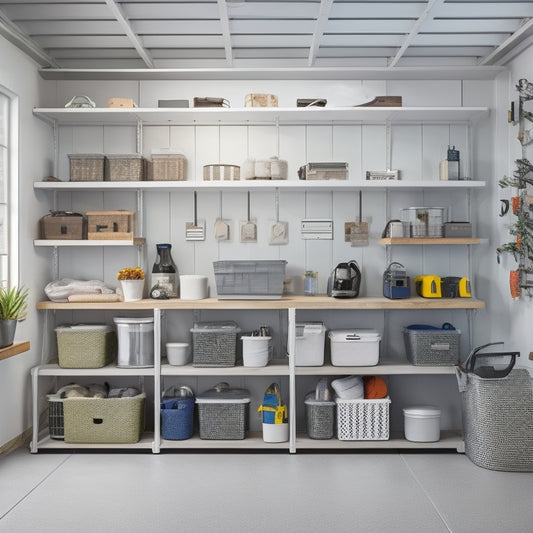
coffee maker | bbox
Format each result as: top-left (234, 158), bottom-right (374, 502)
top-left (327, 261), bottom-right (361, 298)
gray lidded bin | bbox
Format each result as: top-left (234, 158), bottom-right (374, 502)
top-left (113, 317), bottom-right (154, 368)
top-left (190, 321), bottom-right (240, 367)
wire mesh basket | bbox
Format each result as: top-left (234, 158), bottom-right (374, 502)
top-left (305, 398), bottom-right (336, 439)
top-left (47, 394), bottom-right (64, 439)
top-left (457, 344), bottom-right (533, 471)
top-left (404, 323), bottom-right (461, 366)
top-left (336, 396), bottom-right (391, 441)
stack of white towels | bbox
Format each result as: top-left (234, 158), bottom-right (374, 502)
top-left (331, 375), bottom-right (364, 399)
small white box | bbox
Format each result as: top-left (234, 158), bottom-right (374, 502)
top-left (294, 323), bottom-right (326, 366)
top-left (329, 329), bottom-right (381, 366)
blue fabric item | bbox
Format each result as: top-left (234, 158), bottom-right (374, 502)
top-left (160, 397), bottom-right (195, 440)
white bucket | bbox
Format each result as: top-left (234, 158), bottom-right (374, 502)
top-left (262, 423), bottom-right (289, 443)
top-left (241, 336), bottom-right (271, 367)
top-left (180, 275), bottom-right (208, 300)
top-left (166, 342), bottom-right (190, 366)
top-left (403, 405), bottom-right (441, 442)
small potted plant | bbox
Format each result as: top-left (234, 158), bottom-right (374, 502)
top-left (0, 285), bottom-right (29, 348)
top-left (117, 267), bottom-right (145, 302)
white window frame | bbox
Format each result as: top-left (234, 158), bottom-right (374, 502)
top-left (0, 85), bottom-right (19, 287)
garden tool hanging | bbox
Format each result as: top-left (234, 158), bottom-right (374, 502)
top-left (186, 191), bottom-right (205, 241)
top-left (269, 189), bottom-right (288, 245)
top-left (240, 191), bottom-right (257, 243)
top-left (345, 191), bottom-right (369, 246)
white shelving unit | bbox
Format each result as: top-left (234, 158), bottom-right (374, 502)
top-left (31, 104), bottom-right (487, 454)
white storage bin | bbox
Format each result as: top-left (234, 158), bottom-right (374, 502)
top-left (113, 317), bottom-right (154, 368)
top-left (329, 329), bottom-right (381, 366)
top-left (403, 405), bottom-right (441, 442)
top-left (294, 323), bottom-right (326, 366)
top-left (166, 342), bottom-right (190, 366)
top-left (241, 335), bottom-right (271, 367)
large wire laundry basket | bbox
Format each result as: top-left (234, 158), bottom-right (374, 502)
top-left (457, 343), bottom-right (533, 472)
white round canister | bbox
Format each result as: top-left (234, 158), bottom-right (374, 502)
top-left (403, 405), bottom-right (441, 442)
top-left (179, 275), bottom-right (208, 300)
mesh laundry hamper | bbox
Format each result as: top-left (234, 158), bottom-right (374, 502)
top-left (457, 343), bottom-right (533, 472)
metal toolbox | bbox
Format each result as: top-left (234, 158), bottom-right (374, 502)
top-left (443, 222), bottom-right (473, 238)
top-left (40, 211), bottom-right (85, 240)
top-left (298, 162), bottom-right (348, 180)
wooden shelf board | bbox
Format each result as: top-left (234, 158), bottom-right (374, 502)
top-left (295, 361), bottom-right (456, 376)
top-left (32, 363), bottom-right (156, 377)
top-left (295, 430), bottom-right (463, 450)
top-left (160, 432), bottom-right (289, 450)
top-left (34, 238), bottom-right (145, 247)
top-left (35, 433), bottom-right (155, 451)
top-left (0, 341), bottom-right (30, 361)
top-left (36, 295), bottom-right (485, 311)
top-left (379, 237), bottom-right (480, 245)
top-left (161, 360), bottom-right (289, 376)
top-left (33, 179), bottom-right (486, 192)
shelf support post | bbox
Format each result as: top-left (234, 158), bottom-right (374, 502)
top-left (288, 307), bottom-right (296, 453)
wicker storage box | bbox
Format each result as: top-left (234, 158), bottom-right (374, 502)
top-left (196, 384), bottom-right (250, 439)
top-left (190, 321), bottom-right (240, 367)
top-left (63, 393), bottom-right (145, 444)
top-left (68, 153), bottom-right (105, 181)
top-left (213, 260), bottom-right (287, 300)
top-left (404, 324), bottom-right (461, 366)
top-left (40, 211), bottom-right (85, 240)
top-left (55, 324), bottom-right (116, 368)
top-left (336, 397), bottom-right (391, 440)
top-left (86, 210), bottom-right (135, 240)
top-left (104, 154), bottom-right (145, 181)
top-left (305, 397), bottom-right (335, 439)
top-left (148, 152), bottom-right (186, 181)
top-left (47, 394), bottom-right (64, 439)
top-left (203, 164), bottom-right (240, 181)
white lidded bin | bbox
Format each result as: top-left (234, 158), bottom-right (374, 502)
top-left (241, 336), bottom-right (271, 367)
top-left (403, 405), bottom-right (441, 442)
top-left (294, 322), bottom-right (326, 366)
top-left (166, 342), bottom-right (190, 366)
top-left (180, 275), bottom-right (208, 300)
top-left (329, 329), bottom-right (381, 366)
top-left (113, 317), bottom-right (154, 368)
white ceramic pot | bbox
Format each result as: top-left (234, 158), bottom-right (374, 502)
top-left (120, 279), bottom-right (145, 302)
top-left (180, 275), bottom-right (208, 300)
top-left (166, 342), bottom-right (191, 365)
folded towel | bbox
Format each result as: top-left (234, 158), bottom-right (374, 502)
top-left (363, 376), bottom-right (388, 399)
top-left (331, 375), bottom-right (364, 400)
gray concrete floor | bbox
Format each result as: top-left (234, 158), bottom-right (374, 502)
top-left (1, 448), bottom-right (533, 532)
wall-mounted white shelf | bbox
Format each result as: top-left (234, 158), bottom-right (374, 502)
top-left (34, 180), bottom-right (486, 193)
top-left (32, 106), bottom-right (489, 127)
top-left (34, 238), bottom-right (145, 247)
top-left (379, 237), bottom-right (481, 245)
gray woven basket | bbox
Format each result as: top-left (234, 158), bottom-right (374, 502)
top-left (197, 403), bottom-right (249, 439)
top-left (105, 154), bottom-right (145, 181)
top-left (191, 322), bottom-right (240, 367)
top-left (305, 399), bottom-right (335, 439)
top-left (460, 369), bottom-right (533, 472)
top-left (404, 326), bottom-right (461, 366)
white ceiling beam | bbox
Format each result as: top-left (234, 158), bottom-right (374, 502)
top-left (0, 7), bottom-right (58, 67)
top-left (104, 0), bottom-right (154, 68)
top-left (308, 0), bottom-right (333, 66)
top-left (388, 0), bottom-right (444, 68)
top-left (479, 18), bottom-right (533, 66)
top-left (217, 0), bottom-right (233, 67)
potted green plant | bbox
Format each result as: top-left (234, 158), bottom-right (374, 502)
top-left (0, 286), bottom-right (29, 348)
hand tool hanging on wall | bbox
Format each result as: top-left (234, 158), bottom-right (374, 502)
top-left (186, 191), bottom-right (205, 241)
top-left (345, 191), bottom-right (369, 246)
top-left (240, 191), bottom-right (257, 243)
top-left (269, 189), bottom-right (288, 245)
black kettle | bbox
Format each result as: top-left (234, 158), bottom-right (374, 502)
top-left (327, 260), bottom-right (361, 298)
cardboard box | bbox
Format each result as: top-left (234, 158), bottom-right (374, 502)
top-left (107, 97), bottom-right (137, 108)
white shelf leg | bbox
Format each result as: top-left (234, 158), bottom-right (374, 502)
top-left (30, 366), bottom-right (40, 453)
top-left (153, 308), bottom-right (161, 454)
top-left (288, 307), bottom-right (296, 453)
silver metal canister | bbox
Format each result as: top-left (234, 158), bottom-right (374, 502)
top-left (113, 317), bottom-right (154, 368)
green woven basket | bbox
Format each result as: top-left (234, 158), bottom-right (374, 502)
top-left (63, 393), bottom-right (145, 444)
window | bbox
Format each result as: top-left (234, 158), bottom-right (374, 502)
top-left (0, 88), bottom-right (18, 287)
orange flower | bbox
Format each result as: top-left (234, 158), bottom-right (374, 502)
top-left (117, 267), bottom-right (145, 280)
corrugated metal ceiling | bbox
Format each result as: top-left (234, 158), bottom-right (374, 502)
top-left (0, 0), bottom-right (532, 74)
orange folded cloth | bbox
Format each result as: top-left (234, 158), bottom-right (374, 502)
top-left (363, 376), bottom-right (388, 399)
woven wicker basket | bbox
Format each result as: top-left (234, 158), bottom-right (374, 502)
top-left (86, 210), bottom-right (134, 240)
top-left (336, 397), bottom-right (390, 440)
top-left (460, 369), bottom-right (533, 471)
top-left (104, 154), bottom-right (145, 181)
top-left (63, 393), bottom-right (145, 444)
top-left (68, 154), bottom-right (105, 181)
top-left (55, 325), bottom-right (116, 368)
top-left (148, 153), bottom-right (186, 180)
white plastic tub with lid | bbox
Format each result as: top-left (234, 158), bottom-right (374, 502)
top-left (328, 329), bottom-right (381, 366)
top-left (403, 405), bottom-right (441, 442)
top-left (295, 322), bottom-right (326, 366)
